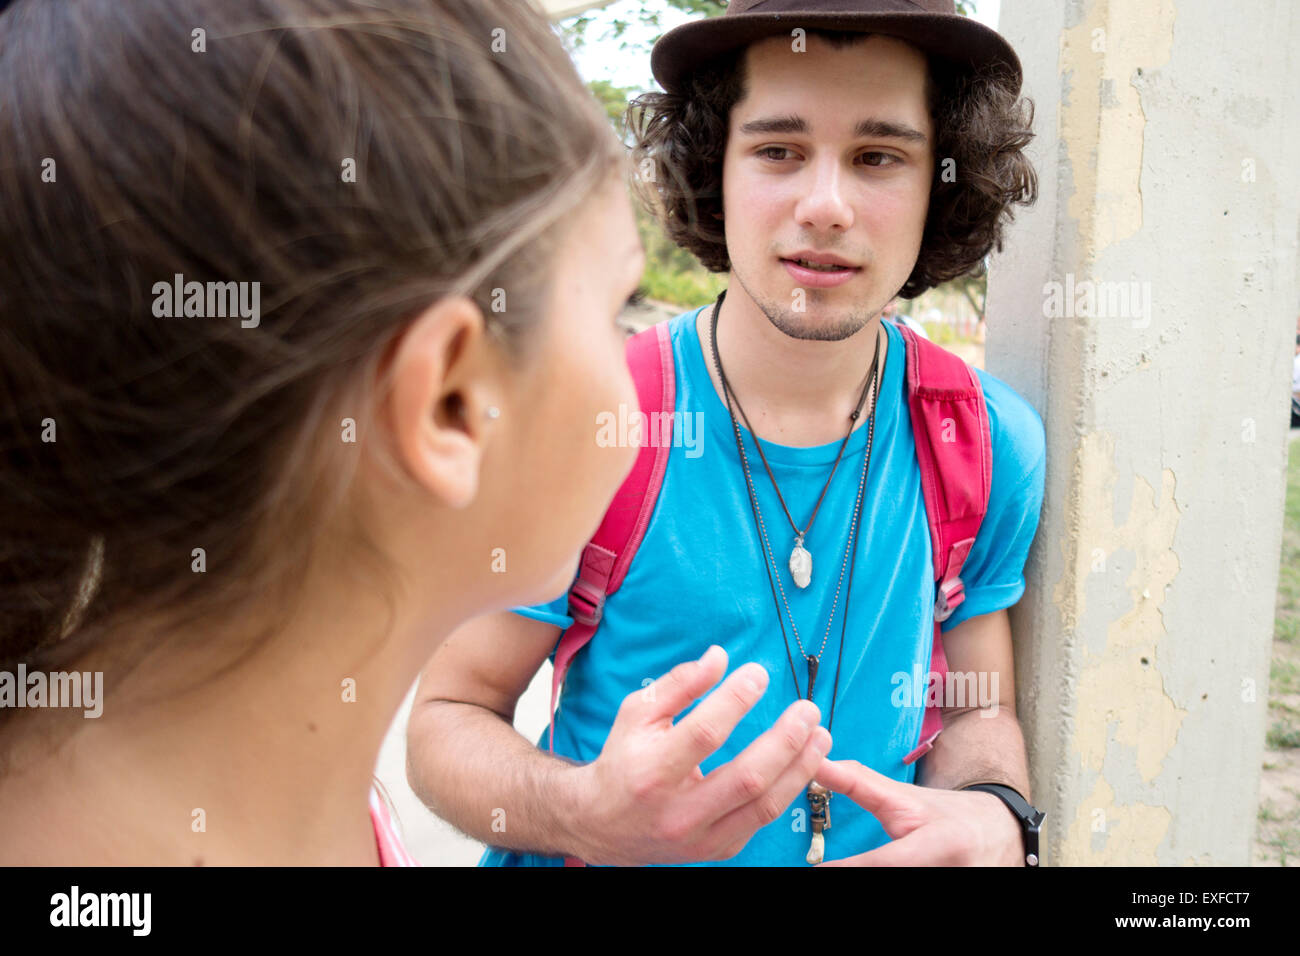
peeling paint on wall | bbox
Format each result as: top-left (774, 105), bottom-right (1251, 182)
top-left (1002, 0), bottom-right (1297, 869)
top-left (1065, 775), bottom-right (1171, 865)
top-left (1058, 0), bottom-right (1177, 259)
top-left (1053, 430), bottom-right (1187, 864)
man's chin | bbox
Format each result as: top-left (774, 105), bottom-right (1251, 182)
top-left (761, 303), bottom-right (874, 343)
top-left (733, 269), bottom-right (876, 340)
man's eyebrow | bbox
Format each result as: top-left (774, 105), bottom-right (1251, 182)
top-left (853, 117), bottom-right (928, 144)
top-left (738, 115), bottom-right (809, 136)
top-left (737, 114), bottom-right (928, 145)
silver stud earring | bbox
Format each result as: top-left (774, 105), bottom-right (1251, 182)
top-left (484, 405), bottom-right (501, 421)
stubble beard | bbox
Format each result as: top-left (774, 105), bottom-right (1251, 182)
top-left (732, 270), bottom-right (879, 342)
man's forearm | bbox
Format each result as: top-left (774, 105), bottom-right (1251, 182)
top-left (405, 700), bottom-right (593, 858)
top-left (914, 707), bottom-right (1030, 799)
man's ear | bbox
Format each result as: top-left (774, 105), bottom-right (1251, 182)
top-left (385, 295), bottom-right (502, 510)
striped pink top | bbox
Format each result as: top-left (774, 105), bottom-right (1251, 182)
top-left (369, 787), bottom-right (419, 867)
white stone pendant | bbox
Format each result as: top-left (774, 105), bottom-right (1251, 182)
top-left (789, 542), bottom-right (812, 589)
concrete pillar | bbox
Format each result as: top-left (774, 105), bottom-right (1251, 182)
top-left (990, 0), bottom-right (1300, 864)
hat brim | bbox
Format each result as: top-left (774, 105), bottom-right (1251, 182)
top-left (651, 12), bottom-right (1022, 95)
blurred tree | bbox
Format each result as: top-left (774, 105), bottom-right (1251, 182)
top-left (587, 78), bottom-right (640, 136)
top-left (564, 0), bottom-right (975, 55)
top-left (587, 76), bottom-right (726, 306)
top-left (561, 0), bottom-right (725, 58)
top-left (665, 0), bottom-right (728, 15)
top-left (950, 259), bottom-right (990, 318)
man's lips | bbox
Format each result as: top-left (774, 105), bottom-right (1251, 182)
top-left (784, 250), bottom-right (858, 269)
top-left (780, 254), bottom-right (862, 289)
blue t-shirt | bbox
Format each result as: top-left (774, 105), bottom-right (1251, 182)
top-left (481, 307), bottom-right (1046, 867)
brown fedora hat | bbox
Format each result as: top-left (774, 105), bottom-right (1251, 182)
top-left (651, 0), bottom-right (1022, 95)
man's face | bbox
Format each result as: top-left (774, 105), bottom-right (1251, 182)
top-left (721, 33), bottom-right (935, 341)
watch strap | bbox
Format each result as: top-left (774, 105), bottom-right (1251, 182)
top-left (961, 783), bottom-right (1045, 866)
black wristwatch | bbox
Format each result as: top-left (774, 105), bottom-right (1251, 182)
top-left (961, 783), bottom-right (1045, 866)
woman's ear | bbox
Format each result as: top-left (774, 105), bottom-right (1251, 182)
top-left (385, 295), bottom-right (502, 510)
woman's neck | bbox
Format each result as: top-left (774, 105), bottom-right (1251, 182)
top-left (0, 572), bottom-right (447, 865)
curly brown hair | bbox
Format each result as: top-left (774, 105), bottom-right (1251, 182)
top-left (626, 29), bottom-right (1038, 300)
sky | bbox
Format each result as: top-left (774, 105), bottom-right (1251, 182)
top-left (569, 0), bottom-right (1002, 90)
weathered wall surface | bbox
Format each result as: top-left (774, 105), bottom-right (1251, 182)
top-left (993, 0), bottom-right (1299, 864)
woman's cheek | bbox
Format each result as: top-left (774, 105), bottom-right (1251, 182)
top-left (581, 336), bottom-right (638, 498)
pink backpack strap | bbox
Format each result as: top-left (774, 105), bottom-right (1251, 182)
top-left (369, 787), bottom-right (419, 867)
top-left (895, 323), bottom-right (993, 765)
top-left (548, 321), bottom-right (676, 755)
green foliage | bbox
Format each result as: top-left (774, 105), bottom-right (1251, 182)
top-left (638, 266), bottom-right (727, 308)
top-left (665, 0), bottom-right (728, 16)
top-left (921, 320), bottom-right (960, 346)
top-left (563, 0), bottom-right (977, 63)
top-left (1277, 442), bottom-right (1300, 644)
top-left (560, 0), bottom-right (726, 55)
top-left (587, 78), bottom-right (639, 135)
top-left (1273, 657), bottom-right (1300, 697)
top-left (1266, 720), bottom-right (1300, 750)
top-left (633, 202), bottom-right (725, 307)
top-left (583, 75), bottom-right (722, 309)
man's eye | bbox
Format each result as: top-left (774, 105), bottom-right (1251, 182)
top-left (860, 152), bottom-right (900, 167)
top-left (757, 146), bottom-right (792, 161)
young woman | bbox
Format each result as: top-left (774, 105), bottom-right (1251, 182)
top-left (0, 0), bottom-right (643, 864)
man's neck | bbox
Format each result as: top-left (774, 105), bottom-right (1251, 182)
top-left (696, 284), bottom-right (888, 449)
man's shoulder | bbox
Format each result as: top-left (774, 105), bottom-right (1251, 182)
top-left (624, 305), bottom-right (707, 368)
top-left (971, 365), bottom-right (1046, 488)
top-left (667, 304), bottom-right (707, 339)
top-left (892, 327), bottom-right (1044, 486)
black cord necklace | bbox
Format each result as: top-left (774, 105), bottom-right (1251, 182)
top-left (707, 288), bottom-right (883, 864)
top-left (713, 295), bottom-right (879, 591)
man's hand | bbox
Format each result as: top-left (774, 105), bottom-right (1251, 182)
top-left (810, 759), bottom-right (1023, 866)
top-left (570, 645), bottom-right (831, 866)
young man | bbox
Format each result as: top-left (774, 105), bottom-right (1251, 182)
top-left (406, 0), bottom-right (1046, 866)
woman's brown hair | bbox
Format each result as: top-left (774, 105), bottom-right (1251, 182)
top-left (0, 0), bottom-right (618, 674)
top-left (626, 29), bottom-right (1038, 298)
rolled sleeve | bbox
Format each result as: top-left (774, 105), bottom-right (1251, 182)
top-left (510, 590), bottom-right (574, 631)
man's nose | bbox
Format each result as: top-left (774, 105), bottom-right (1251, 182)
top-left (794, 155), bottom-right (855, 233)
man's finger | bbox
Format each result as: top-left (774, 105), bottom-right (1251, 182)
top-left (705, 723), bottom-right (831, 849)
top-left (812, 757), bottom-right (917, 823)
top-left (656, 660), bottom-right (772, 780)
top-left (628, 645), bottom-right (730, 725)
top-left (694, 699), bottom-right (823, 820)
top-left (816, 827), bottom-right (951, 867)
